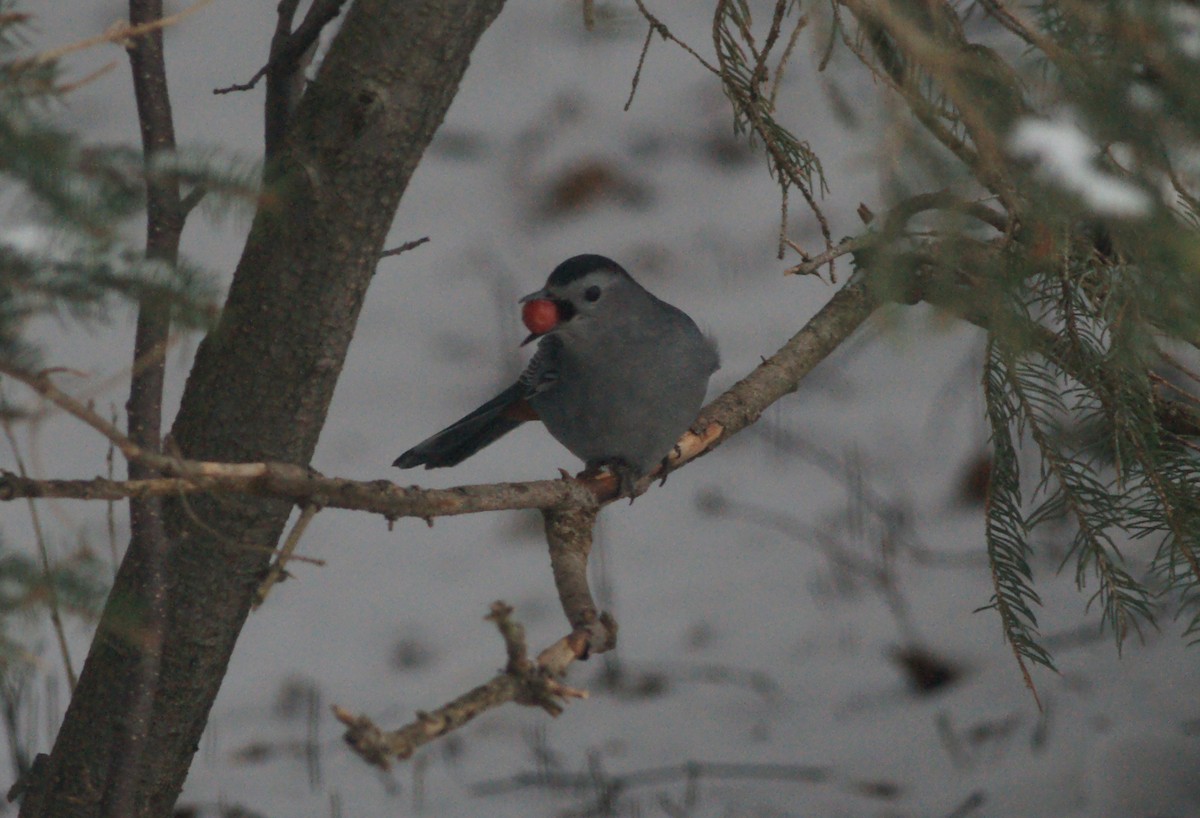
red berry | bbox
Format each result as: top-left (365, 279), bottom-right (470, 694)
top-left (521, 299), bottom-right (559, 335)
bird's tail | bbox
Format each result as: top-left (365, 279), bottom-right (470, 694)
top-left (393, 383), bottom-right (529, 469)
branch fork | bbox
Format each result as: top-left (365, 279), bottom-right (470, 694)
top-left (333, 601), bottom-right (589, 770)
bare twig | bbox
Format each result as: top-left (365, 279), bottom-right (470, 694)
top-left (769, 11), bottom-right (807, 108)
top-left (212, 65), bottom-right (268, 95)
top-left (784, 191), bottom-right (1006, 277)
top-left (379, 237), bottom-right (430, 258)
top-left (0, 365), bottom-right (188, 473)
top-left (333, 602), bottom-right (587, 768)
top-left (632, 0), bottom-right (720, 75)
top-left (624, 23), bottom-right (655, 111)
top-left (784, 235), bottom-right (865, 277)
top-left (24, 0), bottom-right (215, 65)
top-left (254, 504), bottom-right (320, 607)
top-left (213, 0), bottom-right (349, 152)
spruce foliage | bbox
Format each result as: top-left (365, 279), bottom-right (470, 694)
top-left (0, 3), bottom-right (245, 367)
top-left (635, 0), bottom-right (1200, 675)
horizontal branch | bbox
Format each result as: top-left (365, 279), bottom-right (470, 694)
top-left (0, 466), bottom-right (600, 519)
top-left (0, 271), bottom-right (878, 518)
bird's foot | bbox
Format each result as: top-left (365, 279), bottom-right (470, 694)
top-left (583, 458), bottom-right (641, 502)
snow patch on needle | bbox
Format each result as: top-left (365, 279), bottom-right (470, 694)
top-left (1010, 118), bottom-right (1152, 217)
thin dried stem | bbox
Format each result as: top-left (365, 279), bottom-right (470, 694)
top-left (0, 407), bottom-right (77, 692)
top-left (632, 0), bottom-right (721, 75)
top-left (25, 0), bottom-right (216, 65)
top-left (254, 504), bottom-right (320, 607)
top-left (624, 23), bottom-right (655, 111)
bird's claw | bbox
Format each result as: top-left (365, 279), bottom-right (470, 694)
top-left (657, 447), bottom-right (681, 487)
top-left (610, 461), bottom-right (640, 503)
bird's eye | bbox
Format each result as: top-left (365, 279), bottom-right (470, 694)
top-left (584, 285), bottom-right (602, 302)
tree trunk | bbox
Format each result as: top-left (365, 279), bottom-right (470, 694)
top-left (18, 1), bottom-right (506, 815)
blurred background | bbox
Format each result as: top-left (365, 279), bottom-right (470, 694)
top-left (4, 1), bottom-right (1199, 816)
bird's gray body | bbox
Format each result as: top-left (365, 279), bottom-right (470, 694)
top-left (528, 290), bottom-right (714, 477)
top-left (395, 255), bottom-right (719, 493)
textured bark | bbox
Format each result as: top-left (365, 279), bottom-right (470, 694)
top-left (18, 2), bottom-right (505, 816)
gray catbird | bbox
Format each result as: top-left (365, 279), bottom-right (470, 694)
top-left (393, 254), bottom-right (719, 495)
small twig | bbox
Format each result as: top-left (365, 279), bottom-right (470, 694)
top-left (784, 235), bottom-right (865, 277)
top-left (212, 65), bottom-right (269, 95)
top-left (624, 24), bottom-right (655, 111)
top-left (769, 11), bottom-right (808, 108)
top-left (818, 0), bottom-right (842, 72)
top-left (254, 503), bottom-right (320, 607)
top-left (0, 404), bottom-right (77, 692)
top-left (783, 191), bottom-right (1007, 278)
top-left (631, 0), bottom-right (721, 75)
top-left (379, 236), bottom-right (430, 258)
top-left (334, 602), bottom-right (588, 769)
top-left (777, 186), bottom-right (791, 262)
top-left (0, 365), bottom-right (168, 469)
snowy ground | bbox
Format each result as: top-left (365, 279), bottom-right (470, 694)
top-left (6, 2), bottom-right (1200, 817)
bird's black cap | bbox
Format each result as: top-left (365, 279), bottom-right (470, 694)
top-left (546, 254), bottom-right (629, 288)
